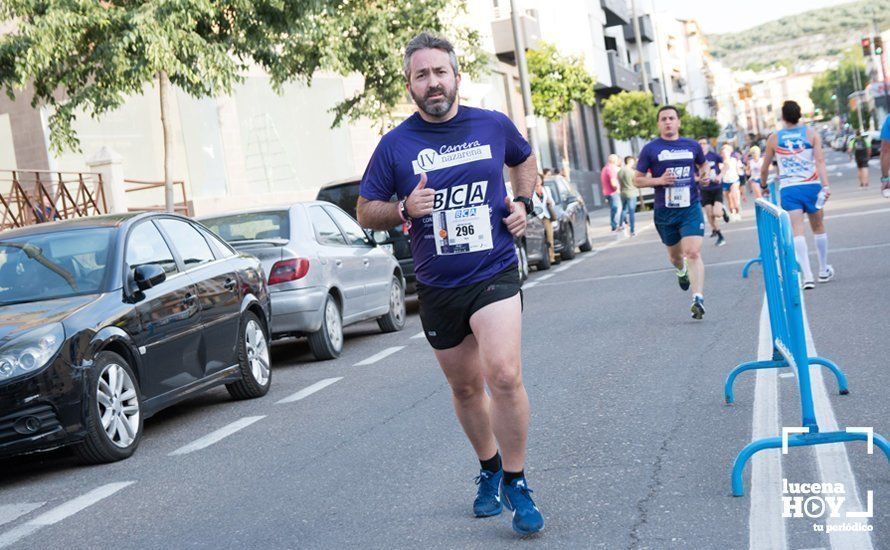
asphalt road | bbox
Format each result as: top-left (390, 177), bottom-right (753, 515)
top-left (1, 148), bottom-right (888, 550)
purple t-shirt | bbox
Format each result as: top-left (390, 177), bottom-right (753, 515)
top-left (636, 137), bottom-right (706, 209)
top-left (359, 106), bottom-right (532, 288)
top-left (702, 150), bottom-right (722, 191)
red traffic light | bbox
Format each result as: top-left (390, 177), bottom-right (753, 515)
top-left (862, 37), bottom-right (872, 56)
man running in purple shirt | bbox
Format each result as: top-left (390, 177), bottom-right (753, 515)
top-left (357, 32), bottom-right (544, 536)
top-left (635, 105), bottom-right (711, 319)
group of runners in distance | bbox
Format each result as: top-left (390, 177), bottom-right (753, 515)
top-left (356, 31), bottom-right (835, 537)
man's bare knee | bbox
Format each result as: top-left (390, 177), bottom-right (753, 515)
top-left (450, 380), bottom-right (485, 403)
top-left (485, 360), bottom-right (522, 396)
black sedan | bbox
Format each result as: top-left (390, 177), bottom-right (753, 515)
top-left (544, 176), bottom-right (592, 260)
top-left (0, 213), bottom-right (272, 463)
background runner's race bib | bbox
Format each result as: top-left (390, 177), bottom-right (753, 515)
top-left (666, 186), bottom-right (691, 208)
top-left (433, 206), bottom-right (493, 255)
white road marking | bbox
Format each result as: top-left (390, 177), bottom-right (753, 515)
top-left (801, 305), bottom-right (874, 550)
top-left (276, 377), bottom-right (343, 404)
top-left (0, 503), bottom-right (43, 528)
top-left (168, 416), bottom-right (265, 456)
top-left (537, 274), bottom-right (555, 281)
top-left (749, 299), bottom-right (787, 550)
top-left (353, 346), bottom-right (405, 366)
top-left (411, 331), bottom-right (425, 339)
top-left (0, 482), bottom-right (134, 549)
top-left (779, 372), bottom-right (795, 378)
top-left (523, 281), bottom-right (539, 288)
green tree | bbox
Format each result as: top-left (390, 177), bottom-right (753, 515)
top-left (601, 91), bottom-right (657, 142)
top-left (809, 47), bottom-right (867, 121)
top-left (0, 0), bottom-right (485, 211)
top-left (526, 42), bottom-right (596, 171)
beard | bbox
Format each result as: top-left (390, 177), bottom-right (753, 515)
top-left (411, 84), bottom-right (458, 117)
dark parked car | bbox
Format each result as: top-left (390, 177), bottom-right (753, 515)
top-left (200, 203), bottom-right (405, 360)
top-left (316, 178), bottom-right (416, 292)
top-left (0, 213), bottom-right (272, 463)
top-left (505, 182), bottom-right (549, 280)
top-left (544, 176), bottom-right (592, 260)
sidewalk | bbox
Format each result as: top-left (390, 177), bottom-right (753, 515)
top-left (586, 204), bottom-right (655, 247)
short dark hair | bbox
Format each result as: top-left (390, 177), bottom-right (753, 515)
top-left (697, 136), bottom-right (707, 142)
top-left (624, 156), bottom-right (634, 164)
top-left (781, 101), bottom-right (801, 124)
top-left (657, 105), bottom-right (680, 119)
top-left (403, 32), bottom-right (459, 81)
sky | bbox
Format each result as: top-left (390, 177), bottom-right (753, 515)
top-left (653, 0), bottom-right (853, 35)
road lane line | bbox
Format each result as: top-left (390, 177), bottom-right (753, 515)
top-left (801, 306), bottom-right (874, 550)
top-left (537, 274), bottom-right (554, 281)
top-left (523, 281), bottom-right (539, 288)
top-left (749, 299), bottom-right (787, 550)
top-left (778, 372), bottom-right (795, 379)
top-left (353, 346), bottom-right (405, 366)
top-left (0, 482), bottom-right (134, 549)
top-left (276, 377), bottom-right (343, 404)
top-left (168, 416), bottom-right (265, 456)
top-left (411, 331), bottom-right (425, 339)
top-left (0, 503), bottom-right (43, 528)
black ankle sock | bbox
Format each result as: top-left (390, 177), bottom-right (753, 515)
top-left (479, 452), bottom-right (502, 473)
top-left (503, 469), bottom-right (524, 485)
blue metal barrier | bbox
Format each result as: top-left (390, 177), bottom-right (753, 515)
top-left (741, 179), bottom-right (777, 278)
top-left (726, 199), bottom-right (890, 497)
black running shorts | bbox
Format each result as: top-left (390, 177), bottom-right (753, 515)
top-left (700, 187), bottom-right (724, 207)
top-left (854, 150), bottom-right (869, 168)
top-left (416, 266), bottom-right (522, 350)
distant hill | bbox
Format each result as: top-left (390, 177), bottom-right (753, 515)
top-left (707, 0), bottom-right (890, 70)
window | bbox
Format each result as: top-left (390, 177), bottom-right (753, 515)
top-left (308, 207), bottom-right (347, 246)
top-left (324, 206), bottom-right (370, 247)
top-left (316, 183), bottom-right (361, 218)
top-left (156, 219), bottom-right (215, 267)
top-left (201, 211), bottom-right (289, 242)
top-left (126, 222), bottom-right (178, 275)
top-left (199, 227), bottom-right (237, 259)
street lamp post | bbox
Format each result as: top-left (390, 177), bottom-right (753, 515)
top-left (510, 0), bottom-right (541, 168)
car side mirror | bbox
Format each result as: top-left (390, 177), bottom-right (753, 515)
top-left (133, 264), bottom-right (166, 291)
top-left (362, 228), bottom-right (378, 245)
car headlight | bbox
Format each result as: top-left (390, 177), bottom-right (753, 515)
top-left (0, 323), bottom-right (65, 381)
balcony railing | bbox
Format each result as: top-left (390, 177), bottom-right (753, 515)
top-left (607, 50), bottom-right (642, 92)
top-left (601, 0), bottom-right (629, 27)
top-left (624, 14), bottom-right (654, 42)
top-left (0, 170), bottom-right (107, 231)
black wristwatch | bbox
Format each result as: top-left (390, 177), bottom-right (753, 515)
top-left (513, 196), bottom-right (533, 213)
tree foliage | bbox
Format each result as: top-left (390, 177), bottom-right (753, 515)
top-left (601, 91), bottom-right (656, 141)
top-left (526, 42), bottom-right (596, 121)
top-left (809, 47), bottom-right (868, 119)
top-left (0, 0), bottom-right (486, 154)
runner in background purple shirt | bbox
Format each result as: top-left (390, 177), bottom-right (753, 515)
top-left (635, 105), bottom-right (711, 319)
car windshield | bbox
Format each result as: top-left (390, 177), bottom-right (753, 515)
top-left (316, 183), bottom-right (360, 218)
top-left (0, 227), bottom-right (114, 305)
top-left (202, 211), bottom-right (290, 242)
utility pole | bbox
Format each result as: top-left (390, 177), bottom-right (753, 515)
top-left (850, 63), bottom-right (865, 132)
top-left (510, 0), bottom-right (541, 166)
top-left (630, 0), bottom-right (650, 94)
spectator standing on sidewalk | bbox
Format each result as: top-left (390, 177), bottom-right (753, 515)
top-left (881, 113), bottom-right (890, 198)
top-left (848, 129), bottom-right (871, 189)
top-left (600, 154), bottom-right (622, 231)
top-left (533, 173), bottom-right (557, 264)
top-left (618, 156), bottom-right (639, 236)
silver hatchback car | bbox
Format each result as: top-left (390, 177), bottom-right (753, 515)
top-left (200, 202), bottom-right (406, 360)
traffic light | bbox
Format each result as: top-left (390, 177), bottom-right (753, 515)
top-left (875, 35), bottom-right (884, 55)
top-left (862, 37), bottom-right (872, 56)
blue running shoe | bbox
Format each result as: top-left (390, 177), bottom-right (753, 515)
top-left (473, 469), bottom-right (503, 517)
top-left (500, 477), bottom-right (544, 535)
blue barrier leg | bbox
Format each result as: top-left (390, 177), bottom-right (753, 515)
top-left (732, 431), bottom-right (890, 496)
top-left (724, 360), bottom-right (787, 404)
top-left (808, 356), bottom-right (849, 395)
top-left (731, 436), bottom-right (783, 496)
top-left (742, 257), bottom-right (761, 279)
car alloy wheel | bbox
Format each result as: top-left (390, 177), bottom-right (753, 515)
top-left (97, 362), bottom-right (140, 449)
top-left (390, 279), bottom-right (405, 326)
top-left (244, 319), bottom-right (270, 386)
top-left (325, 298), bottom-right (343, 352)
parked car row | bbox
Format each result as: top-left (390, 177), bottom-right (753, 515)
top-left (0, 200), bottom-right (407, 464)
